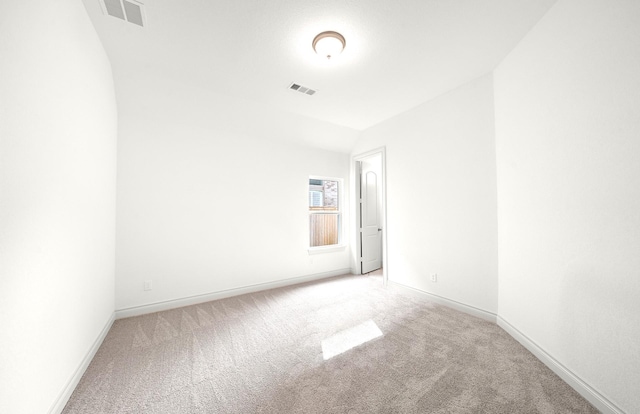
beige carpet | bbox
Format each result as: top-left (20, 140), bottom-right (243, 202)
top-left (63, 274), bottom-right (599, 413)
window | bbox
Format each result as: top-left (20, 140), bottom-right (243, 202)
top-left (309, 177), bottom-right (342, 248)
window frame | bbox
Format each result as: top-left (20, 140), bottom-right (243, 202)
top-left (308, 175), bottom-right (345, 254)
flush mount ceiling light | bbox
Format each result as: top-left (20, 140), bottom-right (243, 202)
top-left (312, 31), bottom-right (346, 60)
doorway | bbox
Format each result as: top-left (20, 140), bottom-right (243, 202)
top-left (353, 148), bottom-right (387, 285)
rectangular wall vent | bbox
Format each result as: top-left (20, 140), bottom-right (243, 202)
top-left (289, 83), bottom-right (317, 96)
top-left (100, 0), bottom-right (145, 27)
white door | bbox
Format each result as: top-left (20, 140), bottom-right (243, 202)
top-left (360, 160), bottom-right (382, 273)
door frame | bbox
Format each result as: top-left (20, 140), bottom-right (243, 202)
top-left (352, 147), bottom-right (388, 286)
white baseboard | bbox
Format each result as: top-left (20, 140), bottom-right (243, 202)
top-left (497, 316), bottom-right (623, 414)
top-left (49, 312), bottom-right (115, 414)
top-left (115, 268), bottom-right (353, 319)
top-left (388, 282), bottom-right (623, 413)
top-left (388, 281), bottom-right (497, 323)
top-left (45, 274), bottom-right (624, 414)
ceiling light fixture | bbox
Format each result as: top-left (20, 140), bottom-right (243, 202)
top-left (312, 31), bottom-right (346, 60)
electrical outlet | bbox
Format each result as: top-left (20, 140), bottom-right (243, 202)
top-left (144, 280), bottom-right (153, 291)
top-left (430, 274), bottom-right (438, 283)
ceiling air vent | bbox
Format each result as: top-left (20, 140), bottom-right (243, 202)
top-left (100, 0), bottom-right (145, 27)
top-left (289, 83), bottom-right (317, 96)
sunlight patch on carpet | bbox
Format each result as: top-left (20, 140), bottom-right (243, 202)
top-left (321, 319), bottom-right (383, 360)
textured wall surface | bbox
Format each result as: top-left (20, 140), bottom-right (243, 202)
top-left (494, 1), bottom-right (640, 412)
top-left (352, 74), bottom-right (499, 314)
top-left (114, 75), bottom-right (352, 311)
top-left (0, 1), bottom-right (117, 413)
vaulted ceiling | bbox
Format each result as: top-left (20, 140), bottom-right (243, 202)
top-left (82, 0), bottom-right (557, 131)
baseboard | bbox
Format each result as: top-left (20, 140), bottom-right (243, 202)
top-left (386, 282), bottom-right (623, 413)
top-left (388, 281), bottom-right (497, 323)
top-left (115, 268), bottom-right (353, 319)
top-left (48, 312), bottom-right (115, 414)
top-left (497, 316), bottom-right (623, 414)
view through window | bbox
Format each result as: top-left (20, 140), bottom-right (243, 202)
top-left (309, 178), bottom-right (340, 247)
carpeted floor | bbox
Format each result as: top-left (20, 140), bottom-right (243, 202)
top-left (63, 273), bottom-right (599, 413)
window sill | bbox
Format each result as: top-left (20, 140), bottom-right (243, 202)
top-left (308, 245), bottom-right (346, 255)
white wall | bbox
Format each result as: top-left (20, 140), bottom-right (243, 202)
top-left (352, 74), bottom-right (499, 314)
top-left (115, 74), bottom-right (355, 311)
top-left (0, 1), bottom-right (117, 413)
top-left (494, 0), bottom-right (640, 412)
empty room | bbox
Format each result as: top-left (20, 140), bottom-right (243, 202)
top-left (1, 0), bottom-right (638, 413)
